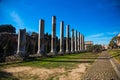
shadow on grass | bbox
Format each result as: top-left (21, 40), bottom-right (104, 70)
top-left (39, 59), bottom-right (94, 63)
top-left (0, 71), bottom-right (18, 80)
top-left (0, 56), bottom-right (95, 67)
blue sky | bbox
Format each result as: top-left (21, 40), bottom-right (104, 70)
top-left (0, 0), bottom-right (120, 45)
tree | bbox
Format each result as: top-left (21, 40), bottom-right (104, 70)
top-left (87, 45), bottom-right (93, 52)
top-left (93, 44), bottom-right (102, 53)
top-left (109, 36), bottom-right (117, 49)
top-left (0, 24), bottom-right (16, 33)
top-left (86, 44), bottom-right (102, 53)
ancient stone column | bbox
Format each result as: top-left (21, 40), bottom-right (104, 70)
top-left (48, 16), bottom-right (56, 56)
top-left (37, 19), bottom-right (45, 56)
top-left (66, 25), bottom-right (70, 54)
top-left (17, 29), bottom-right (26, 56)
top-left (75, 30), bottom-right (77, 53)
top-left (58, 21), bottom-right (64, 55)
top-left (71, 29), bottom-right (74, 53)
top-left (83, 35), bottom-right (85, 51)
top-left (78, 32), bottom-right (80, 52)
top-left (81, 34), bottom-right (84, 51)
top-left (80, 34), bottom-right (82, 51)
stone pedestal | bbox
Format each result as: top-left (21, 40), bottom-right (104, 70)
top-left (16, 29), bottom-right (26, 57)
top-left (48, 16), bottom-right (57, 56)
top-left (58, 21), bottom-right (64, 55)
top-left (37, 19), bottom-right (45, 56)
top-left (66, 25), bottom-right (70, 54)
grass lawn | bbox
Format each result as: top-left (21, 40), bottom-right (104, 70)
top-left (0, 52), bottom-right (98, 69)
top-left (108, 49), bottom-right (120, 63)
top-left (0, 52), bottom-right (99, 80)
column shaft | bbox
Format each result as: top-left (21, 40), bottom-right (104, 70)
top-left (59, 21), bottom-right (64, 55)
top-left (17, 29), bottom-right (26, 56)
top-left (66, 25), bottom-right (70, 53)
top-left (37, 19), bottom-right (44, 56)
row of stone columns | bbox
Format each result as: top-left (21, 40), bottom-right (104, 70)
top-left (16, 16), bottom-right (85, 57)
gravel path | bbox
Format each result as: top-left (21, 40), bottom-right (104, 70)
top-left (82, 51), bottom-right (119, 80)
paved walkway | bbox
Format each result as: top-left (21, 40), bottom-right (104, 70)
top-left (82, 51), bottom-right (119, 80)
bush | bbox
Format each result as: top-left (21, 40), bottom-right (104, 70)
top-left (87, 44), bottom-right (102, 53)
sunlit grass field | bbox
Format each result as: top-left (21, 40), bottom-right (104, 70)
top-left (0, 52), bottom-right (99, 69)
top-left (108, 49), bottom-right (120, 63)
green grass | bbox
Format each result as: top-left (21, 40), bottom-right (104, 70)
top-left (0, 52), bottom-right (99, 80)
top-left (0, 52), bottom-right (98, 69)
top-left (108, 49), bottom-right (120, 63)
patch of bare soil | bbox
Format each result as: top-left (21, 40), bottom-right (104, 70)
top-left (55, 63), bottom-right (89, 80)
top-left (3, 63), bottom-right (90, 80)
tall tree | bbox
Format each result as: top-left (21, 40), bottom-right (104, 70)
top-left (0, 24), bottom-right (16, 33)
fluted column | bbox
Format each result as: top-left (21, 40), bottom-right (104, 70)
top-left (37, 19), bottom-right (45, 56)
top-left (66, 25), bottom-right (70, 54)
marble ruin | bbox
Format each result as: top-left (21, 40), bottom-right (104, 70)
top-left (58, 21), bottom-right (64, 55)
top-left (37, 19), bottom-right (45, 56)
top-left (17, 29), bottom-right (26, 57)
top-left (16, 16), bottom-right (85, 58)
top-left (66, 25), bottom-right (70, 54)
top-left (48, 16), bottom-right (57, 56)
top-left (75, 30), bottom-right (78, 52)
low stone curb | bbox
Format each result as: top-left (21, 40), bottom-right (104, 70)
top-left (110, 58), bottom-right (120, 79)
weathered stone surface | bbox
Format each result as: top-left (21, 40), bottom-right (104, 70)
top-left (58, 21), bottom-right (64, 55)
top-left (75, 30), bottom-right (77, 53)
top-left (78, 32), bottom-right (80, 52)
top-left (71, 29), bottom-right (74, 53)
top-left (80, 34), bottom-right (82, 51)
top-left (16, 29), bottom-right (26, 57)
top-left (48, 16), bottom-right (57, 56)
top-left (37, 19), bottom-right (45, 56)
top-left (66, 25), bottom-right (70, 54)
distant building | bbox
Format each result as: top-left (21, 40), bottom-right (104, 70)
top-left (116, 33), bottom-right (120, 48)
top-left (85, 41), bottom-right (93, 50)
top-left (102, 44), bottom-right (108, 50)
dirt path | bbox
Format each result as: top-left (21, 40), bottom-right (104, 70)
top-left (3, 63), bottom-right (89, 80)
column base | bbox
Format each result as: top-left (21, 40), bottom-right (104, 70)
top-left (58, 52), bottom-right (64, 55)
top-left (75, 51), bottom-right (78, 53)
top-left (47, 52), bottom-right (56, 57)
top-left (37, 50), bottom-right (45, 57)
top-left (17, 51), bottom-right (27, 57)
top-left (70, 51), bottom-right (75, 54)
top-left (65, 51), bottom-right (70, 54)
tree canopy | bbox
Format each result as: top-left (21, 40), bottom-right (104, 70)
top-left (0, 24), bottom-right (16, 33)
top-left (109, 36), bottom-right (117, 48)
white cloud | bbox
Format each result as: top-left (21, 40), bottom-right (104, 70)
top-left (107, 32), bottom-right (118, 35)
top-left (10, 11), bottom-right (24, 28)
top-left (85, 32), bottom-right (117, 45)
top-left (87, 33), bottom-right (104, 38)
